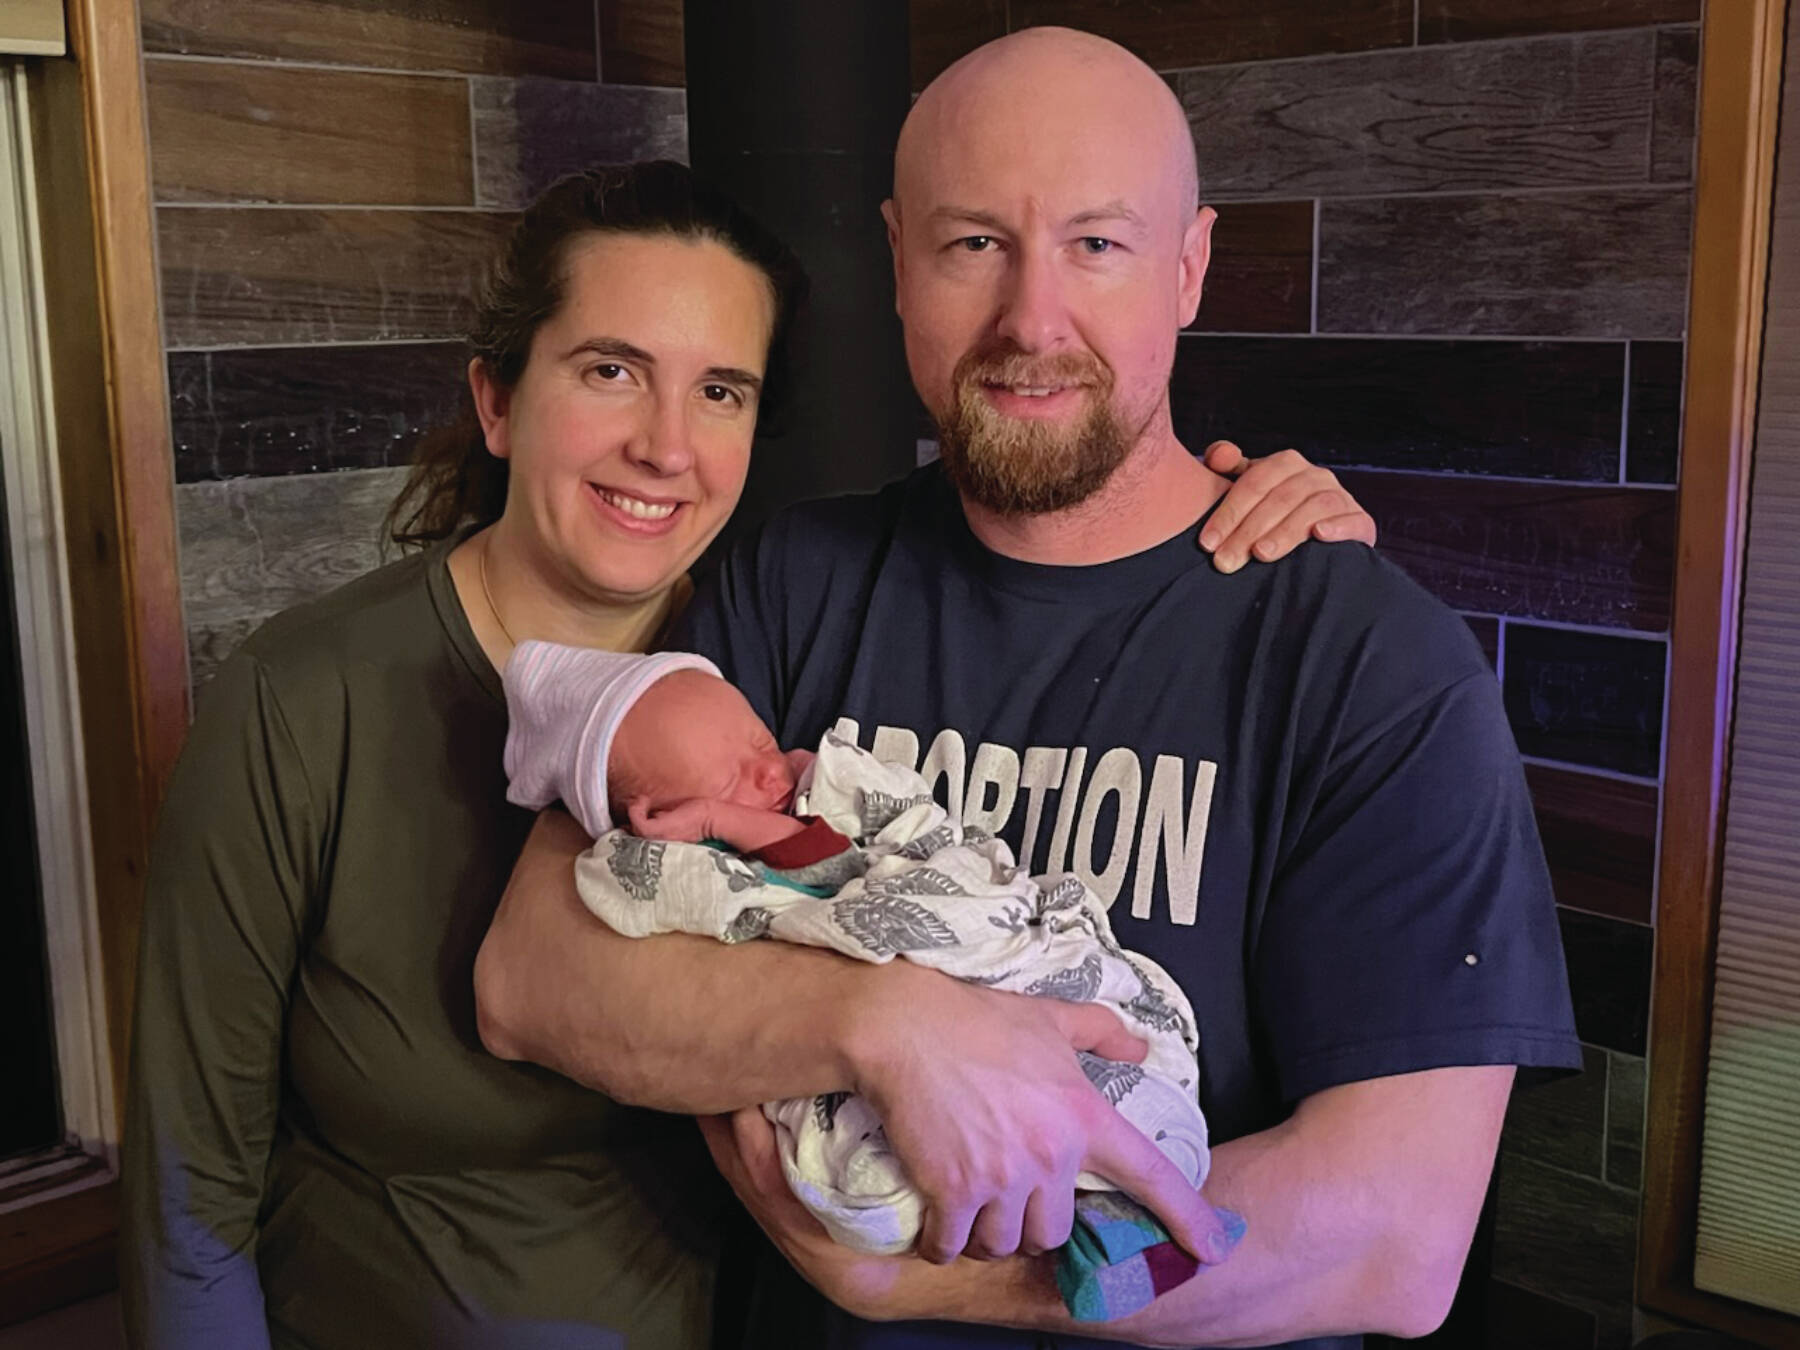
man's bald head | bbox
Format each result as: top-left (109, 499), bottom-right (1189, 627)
top-left (894, 27), bottom-right (1200, 225)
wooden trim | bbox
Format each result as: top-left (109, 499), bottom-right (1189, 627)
top-left (25, 0), bottom-right (187, 1122)
top-left (1639, 0), bottom-right (1800, 1344)
top-left (0, 1183), bottom-right (118, 1329)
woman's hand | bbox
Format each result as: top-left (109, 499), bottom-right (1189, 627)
top-left (1198, 441), bottom-right (1376, 573)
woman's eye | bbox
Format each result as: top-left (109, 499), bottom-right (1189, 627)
top-left (1080, 237), bottom-right (1115, 255)
top-left (701, 384), bottom-right (743, 406)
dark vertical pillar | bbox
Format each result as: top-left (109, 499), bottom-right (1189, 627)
top-left (684, 0), bottom-right (916, 541)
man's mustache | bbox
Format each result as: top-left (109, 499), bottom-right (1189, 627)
top-left (954, 346), bottom-right (1112, 390)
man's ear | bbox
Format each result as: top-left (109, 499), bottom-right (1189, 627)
top-left (468, 356), bottom-right (513, 459)
top-left (881, 198), bottom-right (904, 319)
top-left (1177, 205), bottom-right (1217, 329)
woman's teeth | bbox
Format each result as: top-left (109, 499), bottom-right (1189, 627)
top-left (599, 489), bottom-right (676, 520)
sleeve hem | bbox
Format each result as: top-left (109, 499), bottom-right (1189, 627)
top-left (1278, 1027), bottom-right (1586, 1104)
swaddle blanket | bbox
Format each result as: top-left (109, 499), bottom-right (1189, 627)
top-left (574, 729), bottom-right (1211, 1257)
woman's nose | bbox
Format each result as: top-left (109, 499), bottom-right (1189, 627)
top-left (626, 398), bottom-right (695, 476)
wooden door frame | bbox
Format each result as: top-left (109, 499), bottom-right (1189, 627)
top-left (1639, 0), bottom-right (1800, 1344)
top-left (0, 0), bottom-right (185, 1324)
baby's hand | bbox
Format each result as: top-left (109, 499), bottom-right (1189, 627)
top-left (626, 797), bottom-right (717, 844)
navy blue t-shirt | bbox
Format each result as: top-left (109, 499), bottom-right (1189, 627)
top-left (676, 463), bottom-right (1580, 1350)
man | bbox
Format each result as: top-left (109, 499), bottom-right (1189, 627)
top-left (477, 28), bottom-right (1580, 1348)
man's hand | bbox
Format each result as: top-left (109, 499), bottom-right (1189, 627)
top-left (1199, 441), bottom-right (1376, 573)
top-left (850, 967), bottom-right (1233, 1266)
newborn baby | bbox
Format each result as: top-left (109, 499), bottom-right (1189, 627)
top-left (502, 641), bottom-right (1220, 1319)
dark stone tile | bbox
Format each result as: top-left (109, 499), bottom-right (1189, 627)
top-left (146, 58), bottom-right (474, 206)
top-left (1525, 763), bottom-right (1658, 925)
top-left (167, 343), bottom-right (470, 482)
top-left (141, 0), bottom-right (598, 80)
top-left (1171, 338), bottom-right (1626, 479)
top-left (1319, 189), bottom-right (1692, 339)
top-left (1467, 615), bottom-right (1500, 669)
top-left (473, 77), bottom-right (687, 210)
top-left (1175, 31), bottom-right (1656, 198)
top-left (1193, 200), bottom-right (1314, 334)
top-left (1652, 27), bottom-right (1700, 184)
top-left (1333, 474), bottom-right (1677, 632)
top-left (911, 0), bottom-right (1006, 90)
top-left (1606, 1050), bottom-right (1645, 1190)
top-left (1628, 341), bottom-right (1684, 485)
top-left (1503, 624), bottom-right (1667, 776)
top-left (1504, 1043), bottom-right (1608, 1178)
top-left (1488, 1278), bottom-right (1598, 1350)
top-left (1558, 909), bottom-right (1652, 1056)
top-left (1419, 0), bottom-right (1698, 42)
top-left (158, 207), bottom-right (515, 348)
top-left (1493, 1153), bottom-right (1638, 1347)
top-left (1011, 0), bottom-right (1411, 70)
top-left (598, 0), bottom-right (683, 87)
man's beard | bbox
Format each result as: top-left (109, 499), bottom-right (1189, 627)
top-left (934, 343), bottom-right (1136, 516)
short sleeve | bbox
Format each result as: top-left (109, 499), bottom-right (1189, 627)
top-left (120, 649), bottom-right (322, 1349)
top-left (1255, 670), bottom-right (1582, 1103)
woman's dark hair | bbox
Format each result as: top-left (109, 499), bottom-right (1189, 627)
top-left (385, 160), bottom-right (808, 548)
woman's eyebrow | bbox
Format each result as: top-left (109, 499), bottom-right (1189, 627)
top-left (564, 336), bottom-right (656, 364)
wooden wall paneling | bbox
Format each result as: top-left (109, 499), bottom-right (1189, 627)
top-left (1561, 910), bottom-right (1654, 1056)
top-left (1501, 1043), bottom-right (1608, 1178)
top-left (1627, 341), bottom-right (1685, 484)
top-left (139, 0), bottom-right (598, 80)
top-left (1641, 0), bottom-right (1800, 1342)
top-left (1175, 31), bottom-right (1659, 199)
top-left (1494, 1150), bottom-right (1639, 1346)
top-left (144, 59), bottom-right (474, 206)
top-left (1008, 0), bottom-right (1411, 70)
top-left (1418, 0), bottom-right (1699, 43)
top-left (909, 0), bottom-right (1005, 90)
top-left (1333, 472), bottom-right (1676, 631)
top-left (471, 78), bottom-right (687, 210)
top-left (1653, 27), bottom-right (1702, 185)
top-left (1466, 614), bottom-right (1500, 668)
top-left (0, 1182), bottom-right (117, 1327)
top-left (1318, 188), bottom-right (1692, 338)
top-left (1607, 1052), bottom-right (1646, 1190)
top-left (598, 0), bottom-right (683, 87)
top-left (157, 207), bottom-right (514, 347)
top-left (1173, 337), bottom-right (1628, 479)
top-left (1190, 199), bottom-right (1313, 333)
top-left (1504, 625), bottom-right (1667, 777)
top-left (167, 343), bottom-right (469, 482)
top-left (1527, 763), bottom-right (1660, 925)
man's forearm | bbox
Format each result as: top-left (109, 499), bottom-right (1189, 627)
top-left (474, 809), bottom-right (891, 1112)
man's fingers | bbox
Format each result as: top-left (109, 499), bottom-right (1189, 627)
top-left (1084, 1113), bottom-right (1232, 1265)
top-left (966, 1189), bottom-right (1029, 1261)
top-left (1045, 1000), bottom-right (1148, 1064)
top-left (917, 1201), bottom-right (979, 1265)
top-left (1020, 1182), bottom-right (1075, 1256)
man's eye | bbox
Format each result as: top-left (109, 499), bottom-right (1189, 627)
top-left (1080, 237), bottom-right (1115, 255)
top-left (589, 362), bottom-right (628, 381)
top-left (959, 235), bottom-right (996, 252)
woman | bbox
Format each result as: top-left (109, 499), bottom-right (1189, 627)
top-left (121, 161), bottom-right (1370, 1349)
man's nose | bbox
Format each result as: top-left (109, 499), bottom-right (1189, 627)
top-left (624, 396), bottom-right (695, 476)
top-left (994, 246), bottom-right (1073, 353)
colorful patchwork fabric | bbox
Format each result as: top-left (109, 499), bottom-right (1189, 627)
top-left (1055, 1191), bottom-right (1246, 1322)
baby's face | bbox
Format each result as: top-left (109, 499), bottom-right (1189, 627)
top-left (610, 670), bottom-right (801, 812)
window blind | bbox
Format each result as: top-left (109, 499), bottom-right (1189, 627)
top-left (1693, 13), bottom-right (1800, 1316)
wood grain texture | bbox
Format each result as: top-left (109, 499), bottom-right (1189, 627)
top-left (1639, 4), bottom-right (1791, 1338)
top-left (1009, 0), bottom-right (1410, 71)
top-left (1319, 189), bottom-right (1692, 338)
top-left (1333, 472), bottom-right (1676, 632)
top-left (1526, 762), bottom-right (1658, 924)
top-left (1488, 1278), bottom-right (1600, 1350)
top-left (1501, 1043), bottom-right (1607, 1179)
top-left (1627, 340), bottom-right (1684, 483)
top-left (1177, 31), bottom-right (1657, 199)
top-left (158, 206), bottom-right (514, 347)
top-left (1419, 0), bottom-right (1698, 42)
top-left (1172, 337), bottom-right (1627, 479)
top-left (1558, 909), bottom-right (1654, 1057)
top-left (178, 467), bottom-right (410, 684)
top-left (140, 0), bottom-right (597, 79)
top-left (1504, 624), bottom-right (1667, 777)
top-left (472, 77), bottom-right (686, 209)
top-left (910, 0), bottom-right (1005, 90)
top-left (1466, 614), bottom-right (1500, 668)
top-left (1494, 1151), bottom-right (1638, 1347)
top-left (1652, 26), bottom-right (1700, 183)
top-left (168, 342), bottom-right (468, 481)
top-left (1191, 199), bottom-right (1313, 333)
top-left (145, 58), bottom-right (473, 206)
top-left (0, 1181), bottom-right (118, 1326)
top-left (1607, 1051), bottom-right (1646, 1191)
top-left (598, 0), bottom-right (682, 87)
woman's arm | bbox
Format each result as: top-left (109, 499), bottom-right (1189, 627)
top-left (120, 653), bottom-right (317, 1350)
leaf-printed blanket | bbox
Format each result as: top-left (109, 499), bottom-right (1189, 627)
top-left (572, 729), bottom-right (1209, 1256)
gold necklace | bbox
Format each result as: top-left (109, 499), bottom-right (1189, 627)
top-left (477, 533), bottom-right (518, 647)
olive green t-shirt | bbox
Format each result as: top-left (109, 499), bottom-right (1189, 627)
top-left (120, 541), bottom-right (728, 1349)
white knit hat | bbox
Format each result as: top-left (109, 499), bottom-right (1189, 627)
top-left (501, 641), bottom-right (722, 837)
